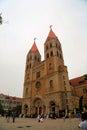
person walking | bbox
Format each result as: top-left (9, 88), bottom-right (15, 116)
top-left (6, 111), bottom-right (10, 122)
top-left (62, 112), bottom-right (66, 121)
top-left (77, 112), bottom-right (81, 121)
top-left (78, 112), bottom-right (87, 130)
top-left (12, 111), bottom-right (16, 123)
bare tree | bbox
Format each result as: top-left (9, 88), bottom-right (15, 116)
top-left (0, 13), bottom-right (2, 25)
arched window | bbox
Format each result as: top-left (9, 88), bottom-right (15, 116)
top-left (59, 45), bottom-right (61, 50)
top-left (57, 51), bottom-right (59, 56)
top-left (30, 55), bottom-right (32, 60)
top-left (60, 54), bottom-right (62, 59)
top-left (50, 51), bottom-right (53, 56)
top-left (64, 81), bottom-right (66, 85)
top-left (24, 104), bottom-right (28, 114)
top-left (26, 65), bottom-right (28, 70)
top-left (49, 63), bottom-right (52, 69)
top-left (56, 43), bottom-right (58, 48)
top-left (50, 80), bottom-right (53, 87)
top-left (50, 43), bottom-right (52, 48)
top-left (38, 58), bottom-right (40, 62)
top-left (63, 75), bottom-right (65, 79)
top-left (36, 71), bottom-right (40, 79)
top-left (26, 88), bottom-right (28, 95)
top-left (50, 101), bottom-right (55, 113)
top-left (46, 45), bottom-right (48, 50)
top-left (47, 53), bottom-right (49, 58)
top-left (27, 74), bottom-right (29, 79)
top-left (30, 63), bottom-right (31, 68)
top-left (35, 55), bottom-right (37, 60)
top-left (27, 57), bottom-right (29, 62)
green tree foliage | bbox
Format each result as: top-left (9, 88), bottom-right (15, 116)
top-left (16, 105), bottom-right (22, 115)
top-left (84, 74), bottom-right (87, 80)
top-left (0, 103), bottom-right (4, 114)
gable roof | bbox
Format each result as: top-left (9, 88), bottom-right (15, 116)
top-left (29, 42), bottom-right (40, 55)
top-left (30, 42), bottom-right (38, 52)
top-left (48, 29), bottom-right (57, 38)
top-left (70, 76), bottom-right (87, 86)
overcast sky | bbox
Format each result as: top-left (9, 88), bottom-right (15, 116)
top-left (0, 0), bottom-right (87, 97)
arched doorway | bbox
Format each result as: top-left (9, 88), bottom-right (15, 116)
top-left (34, 98), bottom-right (45, 115)
top-left (49, 101), bottom-right (56, 114)
top-left (24, 104), bottom-right (28, 114)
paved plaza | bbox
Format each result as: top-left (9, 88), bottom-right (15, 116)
top-left (0, 117), bottom-right (80, 130)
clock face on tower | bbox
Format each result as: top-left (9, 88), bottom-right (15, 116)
top-left (36, 81), bottom-right (41, 89)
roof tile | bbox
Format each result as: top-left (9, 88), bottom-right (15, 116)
top-left (30, 42), bottom-right (38, 52)
top-left (48, 29), bottom-right (57, 38)
top-left (70, 76), bottom-right (87, 86)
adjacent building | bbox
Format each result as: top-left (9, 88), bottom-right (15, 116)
top-left (70, 75), bottom-right (87, 111)
top-left (0, 93), bottom-right (22, 112)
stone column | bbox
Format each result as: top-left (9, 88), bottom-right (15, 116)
top-left (46, 105), bottom-right (49, 115)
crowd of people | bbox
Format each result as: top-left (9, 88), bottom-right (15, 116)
top-left (4, 110), bottom-right (87, 130)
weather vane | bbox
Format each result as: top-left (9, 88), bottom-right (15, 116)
top-left (50, 25), bottom-right (53, 29)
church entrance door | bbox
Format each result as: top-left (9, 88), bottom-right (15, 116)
top-left (34, 98), bottom-right (44, 115)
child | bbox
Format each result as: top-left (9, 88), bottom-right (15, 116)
top-left (38, 115), bottom-right (44, 123)
top-left (78, 112), bottom-right (87, 130)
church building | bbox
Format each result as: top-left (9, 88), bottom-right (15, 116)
top-left (22, 27), bottom-right (73, 116)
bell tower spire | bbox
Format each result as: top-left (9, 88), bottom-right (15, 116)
top-left (44, 26), bottom-right (64, 66)
top-left (26, 39), bottom-right (41, 70)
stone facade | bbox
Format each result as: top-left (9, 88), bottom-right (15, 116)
top-left (22, 28), bottom-right (73, 116)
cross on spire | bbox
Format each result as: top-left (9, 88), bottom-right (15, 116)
top-left (34, 37), bottom-right (36, 42)
top-left (50, 25), bottom-right (52, 30)
top-left (48, 25), bottom-right (57, 38)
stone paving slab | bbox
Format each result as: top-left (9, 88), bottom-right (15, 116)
top-left (0, 117), bottom-right (80, 130)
